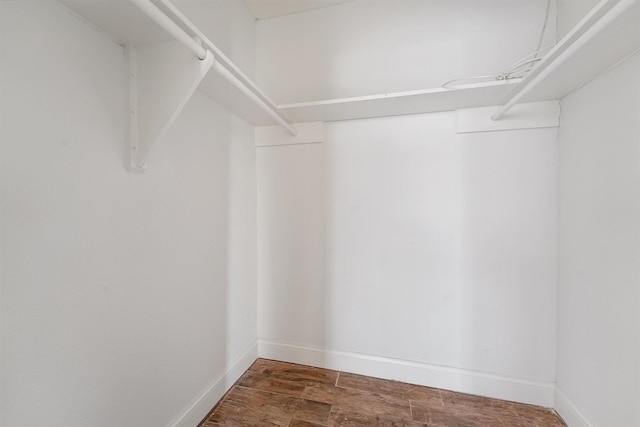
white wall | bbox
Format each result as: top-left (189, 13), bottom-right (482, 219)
top-left (256, 0), bottom-right (556, 103)
top-left (556, 51), bottom-right (640, 427)
top-left (255, 0), bottom-right (558, 406)
top-left (0, 1), bottom-right (256, 426)
top-left (257, 114), bottom-right (558, 404)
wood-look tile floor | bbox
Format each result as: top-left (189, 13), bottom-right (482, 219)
top-left (200, 359), bottom-right (566, 427)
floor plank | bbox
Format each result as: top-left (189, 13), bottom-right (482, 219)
top-left (199, 359), bottom-right (567, 427)
top-left (206, 401), bottom-right (288, 426)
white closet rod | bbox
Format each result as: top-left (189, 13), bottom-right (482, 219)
top-left (130, 0), bottom-right (297, 135)
top-left (491, 0), bottom-right (629, 120)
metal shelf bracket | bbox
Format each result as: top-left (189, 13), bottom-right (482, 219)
top-left (127, 41), bottom-right (213, 173)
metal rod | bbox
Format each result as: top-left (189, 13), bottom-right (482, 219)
top-left (130, 0), bottom-right (207, 60)
top-left (492, 0), bottom-right (630, 120)
top-left (213, 62), bottom-right (297, 135)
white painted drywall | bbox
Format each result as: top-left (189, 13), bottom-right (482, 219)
top-left (256, 0), bottom-right (556, 103)
top-left (255, 0), bottom-right (558, 405)
top-left (556, 52), bottom-right (640, 427)
top-left (257, 112), bottom-right (558, 399)
top-left (0, 1), bottom-right (257, 426)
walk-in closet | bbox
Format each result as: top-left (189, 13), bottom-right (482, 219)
top-left (1, 1), bottom-right (638, 426)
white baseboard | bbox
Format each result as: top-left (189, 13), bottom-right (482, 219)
top-left (258, 340), bottom-right (554, 408)
top-left (554, 386), bottom-right (596, 427)
top-left (169, 341), bottom-right (258, 427)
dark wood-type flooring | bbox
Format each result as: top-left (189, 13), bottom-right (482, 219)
top-left (200, 358), bottom-right (566, 427)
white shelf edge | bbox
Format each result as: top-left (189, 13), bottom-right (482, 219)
top-left (278, 79), bottom-right (522, 109)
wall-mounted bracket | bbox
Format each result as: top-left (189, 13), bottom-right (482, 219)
top-left (127, 41), bottom-right (214, 173)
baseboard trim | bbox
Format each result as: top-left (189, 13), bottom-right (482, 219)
top-left (169, 341), bottom-right (258, 427)
top-left (554, 386), bottom-right (596, 427)
top-left (258, 339), bottom-right (554, 407)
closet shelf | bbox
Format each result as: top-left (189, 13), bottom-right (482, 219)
top-left (272, 0), bottom-right (639, 124)
top-left (60, 0), bottom-right (640, 130)
top-left (59, 0), bottom-right (293, 131)
top-left (57, 0), bottom-right (522, 128)
top-left (494, 0), bottom-right (640, 119)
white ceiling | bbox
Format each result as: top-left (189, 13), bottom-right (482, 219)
top-left (243, 0), bottom-right (353, 20)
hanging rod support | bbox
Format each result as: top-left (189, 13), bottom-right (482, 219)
top-left (129, 0), bottom-right (297, 136)
top-left (154, 0), bottom-right (297, 136)
top-left (130, 0), bottom-right (207, 60)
